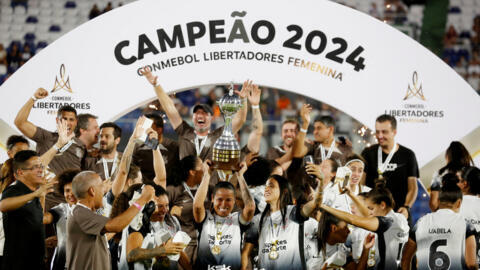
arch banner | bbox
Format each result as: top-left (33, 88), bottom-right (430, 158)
top-left (0, 0), bottom-right (479, 168)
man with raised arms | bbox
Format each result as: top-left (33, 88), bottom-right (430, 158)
top-left (140, 67), bottom-right (250, 161)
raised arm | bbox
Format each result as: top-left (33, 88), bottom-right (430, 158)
top-left (111, 117), bottom-right (145, 197)
top-left (232, 80), bottom-right (251, 134)
top-left (148, 129), bottom-right (167, 189)
top-left (141, 67), bottom-right (182, 129)
top-left (320, 204), bottom-right (380, 232)
top-left (292, 104), bottom-right (312, 158)
top-left (104, 185), bottom-right (154, 233)
top-left (246, 84), bottom-right (263, 153)
top-left (237, 162), bottom-right (255, 222)
top-left (39, 119), bottom-right (74, 167)
top-left (341, 187), bottom-right (371, 217)
top-left (301, 177), bottom-right (323, 218)
top-left (14, 88), bottom-right (48, 138)
top-left (192, 161), bottom-right (212, 223)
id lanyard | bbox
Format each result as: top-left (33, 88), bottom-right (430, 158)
top-left (182, 182), bottom-right (196, 201)
top-left (102, 152), bottom-right (118, 180)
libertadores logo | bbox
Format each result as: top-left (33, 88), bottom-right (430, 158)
top-left (403, 71), bottom-right (425, 101)
top-left (51, 64), bottom-right (73, 93)
top-left (383, 71), bottom-right (444, 123)
top-left (33, 64), bottom-right (91, 114)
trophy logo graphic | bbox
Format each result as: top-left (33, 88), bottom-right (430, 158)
top-left (403, 71), bottom-right (425, 101)
top-left (51, 64), bottom-right (73, 93)
top-left (212, 83), bottom-right (243, 181)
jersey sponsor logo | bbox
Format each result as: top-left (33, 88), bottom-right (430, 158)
top-left (397, 231), bottom-right (408, 238)
top-left (465, 218), bottom-right (480, 225)
top-left (208, 264), bottom-right (232, 270)
top-left (384, 163), bottom-right (397, 172)
top-left (428, 228), bottom-right (452, 234)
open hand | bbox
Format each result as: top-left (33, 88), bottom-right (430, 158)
top-left (140, 67), bottom-right (158, 86)
top-left (56, 119), bottom-right (74, 147)
top-left (300, 104), bottom-right (312, 125)
top-left (247, 83), bottom-right (261, 106)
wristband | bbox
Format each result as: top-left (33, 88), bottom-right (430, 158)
top-left (300, 128), bottom-right (307, 133)
top-left (53, 144), bottom-right (60, 152)
top-left (32, 96), bottom-right (38, 102)
top-left (251, 105), bottom-right (259, 109)
top-left (403, 205), bottom-right (410, 210)
top-left (132, 202), bottom-right (142, 210)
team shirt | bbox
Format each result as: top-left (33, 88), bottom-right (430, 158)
top-left (246, 205), bottom-right (308, 270)
top-left (369, 210), bottom-right (409, 270)
top-left (118, 215), bottom-right (182, 270)
top-left (459, 195), bottom-right (480, 267)
top-left (412, 208), bottom-right (477, 270)
top-left (49, 203), bottom-right (73, 270)
top-left (175, 120), bottom-right (223, 161)
top-left (195, 211), bottom-right (250, 270)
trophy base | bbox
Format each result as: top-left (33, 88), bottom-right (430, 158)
top-left (211, 158), bottom-right (241, 171)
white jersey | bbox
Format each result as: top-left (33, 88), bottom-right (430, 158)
top-left (369, 210), bottom-right (409, 270)
top-left (413, 209), bottom-right (476, 270)
top-left (459, 195), bottom-right (480, 267)
top-left (195, 211), bottom-right (248, 270)
top-left (303, 218), bottom-right (319, 266)
top-left (247, 205), bottom-right (307, 270)
top-left (349, 226), bottom-right (371, 262)
top-left (306, 242), bottom-right (351, 270)
top-left (118, 216), bottom-right (181, 270)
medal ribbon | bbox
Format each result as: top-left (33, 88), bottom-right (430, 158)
top-left (319, 139), bottom-right (336, 161)
top-left (377, 142), bottom-right (398, 175)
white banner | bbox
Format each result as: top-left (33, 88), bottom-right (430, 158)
top-left (0, 0), bottom-right (479, 167)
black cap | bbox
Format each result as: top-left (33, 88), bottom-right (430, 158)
top-left (193, 104), bottom-right (213, 115)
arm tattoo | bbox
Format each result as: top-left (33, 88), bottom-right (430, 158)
top-left (251, 109), bottom-right (260, 131)
top-left (127, 246), bottom-right (166, 263)
top-left (238, 175), bottom-right (254, 207)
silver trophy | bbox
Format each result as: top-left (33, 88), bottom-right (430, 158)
top-left (212, 83), bottom-right (243, 181)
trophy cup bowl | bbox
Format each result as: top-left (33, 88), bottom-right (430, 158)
top-left (212, 88), bottom-right (243, 176)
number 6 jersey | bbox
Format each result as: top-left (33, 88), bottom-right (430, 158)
top-left (411, 209), bottom-right (477, 270)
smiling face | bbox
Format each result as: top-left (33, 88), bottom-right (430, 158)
top-left (17, 156), bottom-right (44, 187)
top-left (213, 188), bottom-right (235, 217)
top-left (192, 108), bottom-right (212, 133)
top-left (264, 178), bottom-right (280, 204)
top-left (99, 127), bottom-right (119, 154)
top-left (63, 182), bottom-right (77, 206)
top-left (375, 121), bottom-right (396, 148)
top-left (281, 122), bottom-right (298, 147)
top-left (347, 161), bottom-right (364, 186)
top-left (152, 194), bottom-right (169, 222)
top-left (84, 118), bottom-right (100, 146)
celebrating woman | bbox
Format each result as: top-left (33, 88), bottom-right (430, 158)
top-left (193, 162), bottom-right (255, 269)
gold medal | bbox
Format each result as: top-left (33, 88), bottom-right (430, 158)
top-left (268, 245), bottom-right (279, 260)
top-left (367, 258), bottom-right (375, 267)
top-left (211, 245), bottom-right (221, 255)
